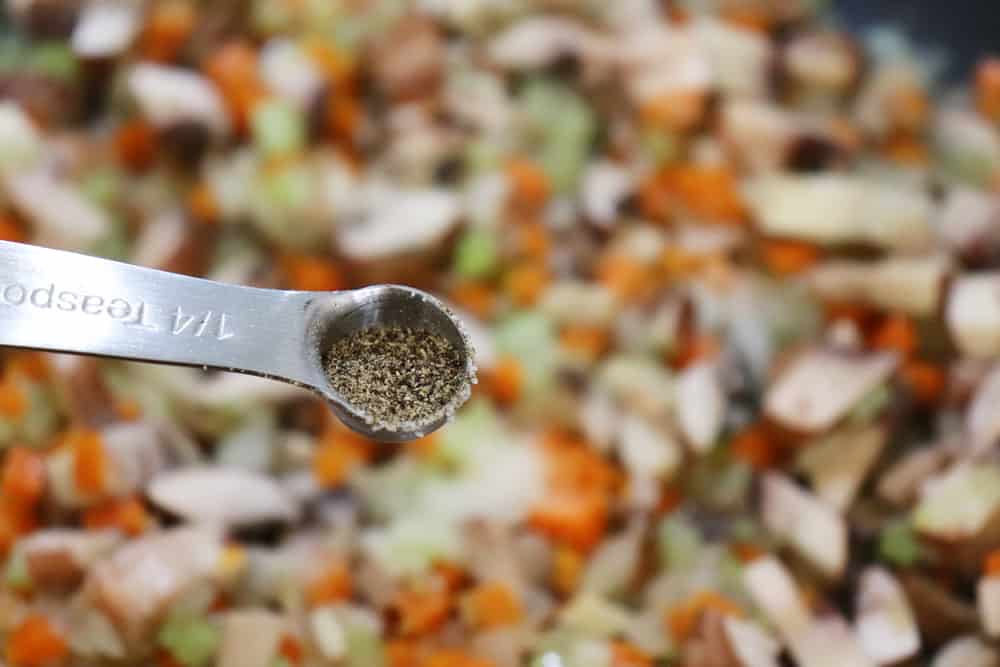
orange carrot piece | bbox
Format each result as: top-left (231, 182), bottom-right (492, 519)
top-left (422, 650), bottom-right (496, 667)
top-left (280, 254), bottom-right (345, 292)
top-left (2, 448), bottom-right (46, 509)
top-left (639, 91), bottom-right (707, 133)
top-left (114, 120), bottom-right (158, 171)
top-left (393, 587), bottom-right (453, 637)
top-left (529, 492), bottom-right (608, 552)
top-left (407, 432), bottom-right (440, 459)
top-left (386, 640), bottom-right (420, 667)
top-left (720, 6), bottom-right (773, 32)
top-left (433, 560), bottom-right (467, 592)
top-left (324, 95), bottom-right (363, 143)
top-left (506, 158), bottom-right (551, 211)
top-left (10, 353), bottom-right (49, 381)
top-left (611, 641), bottom-right (654, 667)
top-left (977, 58), bottom-right (1000, 122)
top-left (597, 255), bottom-right (651, 302)
top-left (312, 430), bottom-right (371, 488)
top-left (883, 133), bottom-right (929, 165)
top-left (278, 636), bottom-right (303, 665)
top-left (463, 582), bottom-right (523, 628)
top-left (140, 0), bottom-right (195, 62)
top-left (505, 263), bottom-right (549, 307)
top-left (204, 42), bottom-right (267, 134)
top-left (0, 372), bottom-right (28, 418)
top-left (870, 314), bottom-right (918, 357)
top-left (653, 165), bottom-right (746, 222)
top-left (731, 424), bottom-right (779, 470)
top-left (82, 496), bottom-right (150, 536)
top-left (6, 614), bottom-right (68, 667)
top-left (731, 542), bottom-right (766, 564)
top-left (514, 222), bottom-right (551, 262)
top-left (0, 502), bottom-right (37, 558)
top-left (552, 545), bottom-right (584, 596)
top-left (305, 561), bottom-right (352, 608)
top-left (666, 591), bottom-right (744, 642)
top-left (487, 356), bottom-right (523, 407)
top-left (187, 183), bottom-right (221, 225)
top-left (72, 429), bottom-right (108, 498)
top-left (303, 40), bottom-right (355, 87)
top-left (985, 549), bottom-right (1000, 577)
top-left (901, 359), bottom-right (946, 405)
top-left (0, 214), bottom-right (26, 242)
top-left (656, 484), bottom-right (684, 515)
top-left (759, 239), bottom-right (821, 276)
top-left (672, 332), bottom-right (721, 370)
top-left (115, 399), bottom-right (143, 422)
top-left (560, 325), bottom-right (610, 362)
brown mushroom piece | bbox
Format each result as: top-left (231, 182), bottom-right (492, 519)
top-left (147, 466), bottom-right (301, 528)
top-left (899, 573), bottom-right (979, 646)
top-left (3, 168), bottom-right (112, 252)
top-left (978, 574), bottom-right (1000, 638)
top-left (684, 611), bottom-right (782, 667)
top-left (764, 349), bottom-right (897, 434)
top-left (932, 636), bottom-right (999, 667)
top-left (761, 473), bottom-right (848, 579)
top-left (855, 567), bottom-right (920, 665)
top-left (83, 527), bottom-right (224, 648)
top-left (877, 443), bottom-right (953, 507)
top-left (367, 15), bottom-right (444, 102)
top-left (19, 529), bottom-right (121, 592)
top-left (797, 424), bottom-right (886, 511)
top-left (743, 556), bottom-right (812, 643)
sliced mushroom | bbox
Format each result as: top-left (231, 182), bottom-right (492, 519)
top-left (855, 567), bottom-right (920, 665)
top-left (217, 609), bottom-right (288, 667)
top-left (965, 364), bottom-right (1000, 456)
top-left (367, 15), bottom-right (444, 101)
top-left (978, 577), bottom-right (1000, 638)
top-left (937, 188), bottom-right (1000, 264)
top-left (125, 64), bottom-right (229, 137)
top-left (70, 2), bottom-right (140, 59)
top-left (579, 161), bottom-right (633, 228)
top-left (131, 210), bottom-right (214, 276)
top-left (764, 349), bottom-right (897, 433)
top-left (148, 466), bottom-right (301, 527)
top-left (948, 274), bottom-right (1000, 358)
top-left (877, 443), bottom-right (953, 507)
top-left (744, 175), bottom-right (934, 252)
top-left (676, 362), bottom-right (726, 453)
top-left (45, 353), bottom-right (116, 427)
top-left (617, 413), bottom-right (682, 480)
top-left (806, 255), bottom-right (951, 318)
top-left (84, 527), bottom-right (224, 645)
top-left (721, 100), bottom-right (800, 173)
top-left (691, 17), bottom-right (773, 99)
top-left (0, 102), bottom-right (42, 172)
top-left (20, 529), bottom-right (121, 592)
top-left (761, 473), bottom-right (848, 578)
top-left (797, 424), bottom-right (886, 511)
top-left (900, 573), bottom-right (979, 646)
top-left (783, 31), bottom-right (859, 95)
top-left (788, 614), bottom-right (875, 667)
top-left (487, 16), bottom-right (598, 70)
top-left (932, 635), bottom-right (999, 667)
top-left (742, 556), bottom-right (812, 642)
top-left (259, 38), bottom-right (324, 110)
top-left (3, 168), bottom-right (112, 251)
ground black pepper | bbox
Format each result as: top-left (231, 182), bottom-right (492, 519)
top-left (325, 325), bottom-right (467, 431)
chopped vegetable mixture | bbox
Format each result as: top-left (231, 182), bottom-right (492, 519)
top-left (1, 1), bottom-right (1000, 666)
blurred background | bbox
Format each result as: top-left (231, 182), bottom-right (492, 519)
top-left (0, 1), bottom-right (998, 667)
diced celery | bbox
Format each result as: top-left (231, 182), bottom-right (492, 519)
top-left (436, 399), bottom-right (499, 470)
top-left (270, 659), bottom-right (292, 667)
top-left (453, 227), bottom-right (498, 280)
top-left (81, 168), bottom-right (121, 208)
top-left (27, 42), bottom-right (78, 80)
top-left (520, 78), bottom-right (595, 192)
top-left (641, 129), bottom-right (680, 166)
top-left (877, 519), bottom-right (923, 567)
top-left (657, 515), bottom-right (703, 571)
top-left (252, 100), bottom-right (307, 158)
top-left (4, 547), bottom-right (31, 590)
top-left (849, 383), bottom-right (892, 424)
top-left (465, 138), bottom-right (504, 177)
top-left (157, 615), bottom-right (220, 667)
top-left (341, 606), bottom-right (385, 667)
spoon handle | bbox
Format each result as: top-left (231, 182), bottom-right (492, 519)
top-left (0, 241), bottom-right (315, 385)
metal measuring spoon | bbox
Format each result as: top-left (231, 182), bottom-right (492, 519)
top-left (0, 241), bottom-right (474, 442)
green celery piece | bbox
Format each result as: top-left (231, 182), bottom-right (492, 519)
top-left (877, 519), bottom-right (922, 567)
top-left (27, 42), bottom-right (78, 80)
top-left (157, 615), bottom-right (220, 667)
top-left (453, 227), bottom-right (498, 280)
top-left (658, 515), bottom-right (703, 571)
top-left (252, 100), bottom-right (307, 158)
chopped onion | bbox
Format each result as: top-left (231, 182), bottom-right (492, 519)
top-left (761, 474), bottom-right (848, 578)
top-left (947, 274), bottom-right (1000, 358)
top-left (855, 567), bottom-right (920, 664)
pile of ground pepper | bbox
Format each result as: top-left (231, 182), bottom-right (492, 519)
top-left (325, 324), bottom-right (468, 430)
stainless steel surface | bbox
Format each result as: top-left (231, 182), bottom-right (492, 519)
top-left (0, 241), bottom-right (472, 441)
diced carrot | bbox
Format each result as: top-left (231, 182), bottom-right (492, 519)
top-left (407, 432), bottom-right (440, 459)
top-left (312, 428), bottom-right (371, 488)
top-left (720, 6), bottom-right (772, 32)
top-left (6, 614), bottom-right (68, 667)
top-left (660, 247), bottom-right (705, 278)
top-left (486, 356), bottom-right (522, 407)
top-left (303, 39), bottom-right (356, 87)
top-left (393, 586), bottom-right (453, 637)
top-left (449, 282), bottom-right (497, 321)
top-left (901, 359), bottom-right (946, 405)
top-left (278, 635), bottom-right (303, 665)
top-left (824, 301), bottom-right (879, 333)
top-left (731, 542), bottom-right (765, 564)
top-left (637, 173), bottom-right (671, 222)
top-left (656, 484), bottom-right (684, 515)
top-left (542, 435), bottom-right (620, 494)
top-left (0, 214), bottom-right (26, 242)
top-left (82, 496), bottom-right (150, 536)
top-left (157, 651), bottom-right (185, 667)
top-left (730, 423), bottom-right (779, 470)
top-left (513, 222), bottom-right (551, 262)
top-left (504, 263), bottom-right (549, 307)
top-left (597, 255), bottom-right (652, 302)
top-left (671, 332), bottom-right (720, 370)
top-left (870, 314), bottom-right (918, 357)
top-left (10, 353), bottom-right (49, 381)
top-left (463, 582), bottom-right (523, 628)
top-left (611, 641), bottom-right (653, 667)
top-left (305, 561), bottom-right (352, 608)
top-left (552, 545), bottom-right (584, 596)
top-left (422, 650), bottom-right (495, 667)
top-left (387, 640), bottom-right (421, 667)
top-left (506, 158), bottom-right (551, 211)
top-left (529, 492), bottom-right (608, 552)
top-left (656, 164), bottom-right (746, 223)
top-left (115, 398), bottom-right (143, 422)
top-left (2, 448), bottom-right (46, 509)
top-left (976, 58), bottom-right (1000, 122)
top-left (639, 90), bottom-right (707, 133)
top-left (71, 429), bottom-right (108, 497)
top-left (984, 549), bottom-right (1000, 577)
top-left (324, 94), bottom-right (363, 144)
top-left (433, 561), bottom-right (467, 593)
top-left (666, 591), bottom-right (744, 642)
top-left (114, 120), bottom-right (158, 171)
top-left (759, 239), bottom-right (821, 276)
top-left (187, 182), bottom-right (221, 225)
top-left (887, 87), bottom-right (929, 133)
top-left (280, 253), bottom-right (345, 292)
top-left (204, 42), bottom-right (268, 134)
top-left (140, 0), bottom-right (196, 62)
top-left (0, 502), bottom-right (37, 558)
top-left (0, 372), bottom-right (28, 418)
top-left (883, 133), bottom-right (929, 165)
top-left (560, 325), bottom-right (610, 362)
